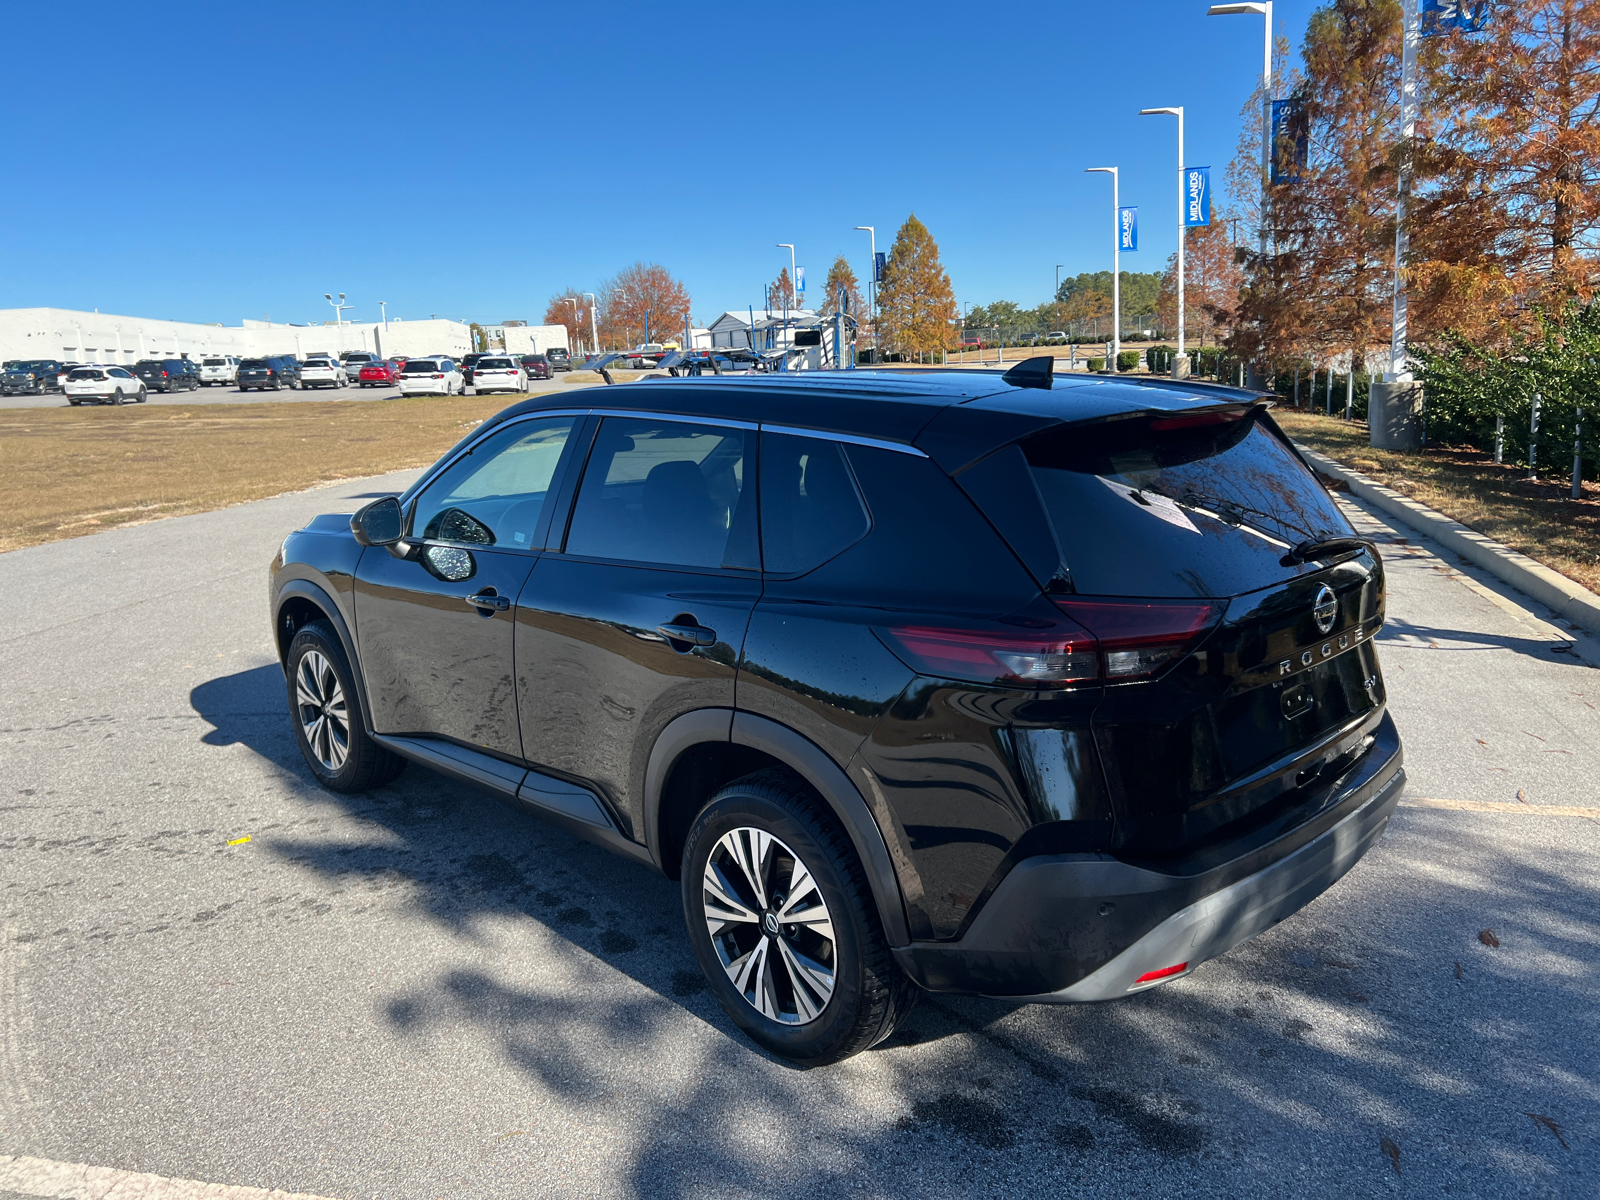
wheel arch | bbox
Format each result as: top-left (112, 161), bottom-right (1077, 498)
top-left (644, 709), bottom-right (911, 948)
top-left (273, 578), bottom-right (372, 730)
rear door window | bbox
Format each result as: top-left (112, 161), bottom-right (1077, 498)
top-left (759, 432), bottom-right (870, 575)
top-left (1015, 409), bottom-right (1352, 598)
top-left (564, 417), bottom-right (755, 570)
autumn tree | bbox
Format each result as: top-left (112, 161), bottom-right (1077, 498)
top-left (543, 289), bottom-right (590, 351)
top-left (877, 215), bottom-right (958, 360)
top-left (766, 266), bottom-right (798, 313)
top-left (1157, 214), bottom-right (1245, 346)
top-left (817, 255), bottom-right (866, 325)
top-left (1411, 0), bottom-right (1600, 343)
top-left (597, 262), bottom-right (691, 349)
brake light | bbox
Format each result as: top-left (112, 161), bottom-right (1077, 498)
top-left (433, 373), bottom-right (444, 379)
top-left (1134, 962), bottom-right (1188, 985)
top-left (1053, 597), bottom-right (1221, 681)
top-left (161, 370), bottom-right (169, 376)
top-left (878, 621), bottom-right (1099, 687)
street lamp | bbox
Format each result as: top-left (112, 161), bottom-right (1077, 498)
top-left (379, 300), bottom-right (388, 329)
top-left (1208, 1), bottom-right (1272, 360)
top-left (325, 292), bottom-right (349, 356)
top-left (1085, 168), bottom-right (1121, 370)
top-left (1139, 106), bottom-right (1188, 376)
top-left (583, 293), bottom-right (599, 357)
top-left (564, 297), bottom-right (580, 353)
top-left (855, 225), bottom-right (876, 326)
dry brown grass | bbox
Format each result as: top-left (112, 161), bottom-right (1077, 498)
top-left (1275, 410), bottom-right (1600, 594)
top-left (0, 395), bottom-right (541, 553)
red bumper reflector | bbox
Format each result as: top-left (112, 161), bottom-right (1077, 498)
top-left (1134, 962), bottom-right (1188, 985)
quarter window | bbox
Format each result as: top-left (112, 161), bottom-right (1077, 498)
top-left (410, 417), bottom-right (575, 550)
top-left (564, 417), bottom-right (753, 570)
top-left (759, 433), bottom-right (870, 575)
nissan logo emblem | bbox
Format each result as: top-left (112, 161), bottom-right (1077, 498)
top-left (1313, 585), bottom-right (1338, 635)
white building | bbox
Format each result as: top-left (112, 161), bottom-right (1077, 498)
top-left (0, 307), bottom-right (471, 365)
top-left (482, 324), bottom-right (571, 355)
top-left (706, 309), bottom-right (821, 350)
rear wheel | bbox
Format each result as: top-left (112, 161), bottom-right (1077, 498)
top-left (137, 387), bottom-right (147, 403)
top-left (112, 389), bottom-right (125, 406)
top-left (285, 620), bottom-right (406, 793)
top-left (68, 398), bottom-right (81, 406)
top-left (681, 769), bottom-right (916, 1064)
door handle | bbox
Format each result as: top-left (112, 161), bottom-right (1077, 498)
top-left (656, 622), bottom-right (716, 647)
top-left (465, 592), bottom-right (511, 612)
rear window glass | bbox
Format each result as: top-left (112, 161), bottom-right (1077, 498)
top-left (1016, 409), bottom-right (1352, 598)
top-left (240, 359), bottom-right (268, 368)
top-left (403, 361), bottom-right (440, 371)
top-left (202, 358), bottom-right (226, 366)
top-left (477, 358), bottom-right (514, 369)
top-left (68, 369), bottom-right (104, 380)
top-left (760, 433), bottom-right (870, 575)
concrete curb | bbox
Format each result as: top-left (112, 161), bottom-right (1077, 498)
top-left (1295, 443), bottom-right (1600, 640)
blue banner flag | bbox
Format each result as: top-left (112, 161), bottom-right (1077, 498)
top-left (1421, 0), bottom-right (1489, 35)
top-left (795, 266), bottom-right (806, 294)
top-left (873, 251), bottom-right (885, 282)
top-left (1270, 99), bottom-right (1309, 184)
top-left (1118, 206), bottom-right (1138, 252)
top-left (1183, 167), bottom-right (1211, 227)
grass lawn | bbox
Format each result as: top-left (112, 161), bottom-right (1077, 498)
top-left (0, 394), bottom-right (553, 554)
top-left (1275, 410), bottom-right (1600, 595)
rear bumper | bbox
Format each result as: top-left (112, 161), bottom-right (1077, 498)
top-left (894, 713), bottom-right (1404, 1000)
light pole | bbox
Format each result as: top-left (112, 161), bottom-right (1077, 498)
top-left (855, 226), bottom-right (876, 333)
top-left (379, 300), bottom-right (387, 329)
top-left (564, 297), bottom-right (581, 352)
top-left (325, 292), bottom-right (349, 357)
top-left (1085, 168), bottom-right (1121, 370)
top-left (777, 243), bottom-right (795, 356)
top-left (1387, 0), bottom-right (1419, 382)
top-left (1208, 1), bottom-right (1272, 380)
top-left (583, 293), bottom-right (599, 357)
top-left (1139, 106), bottom-right (1188, 376)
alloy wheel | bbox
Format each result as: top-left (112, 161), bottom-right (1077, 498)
top-left (702, 827), bottom-right (837, 1025)
top-left (295, 649), bottom-right (350, 772)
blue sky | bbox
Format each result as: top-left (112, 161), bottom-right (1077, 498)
top-left (0, 0), bottom-right (1315, 327)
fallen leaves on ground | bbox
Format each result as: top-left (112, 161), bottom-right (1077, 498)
top-left (1479, 929), bottom-right (1501, 948)
top-left (1454, 961), bottom-right (1464, 979)
top-left (1380, 1136), bottom-right (1401, 1175)
top-left (1524, 1113), bottom-right (1569, 1149)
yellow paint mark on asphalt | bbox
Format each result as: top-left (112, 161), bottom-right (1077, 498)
top-left (226, 835), bottom-right (252, 845)
top-left (1401, 797), bottom-right (1600, 820)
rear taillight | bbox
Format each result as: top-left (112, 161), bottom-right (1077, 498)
top-left (1134, 962), bottom-right (1188, 985)
top-left (161, 370), bottom-right (169, 376)
top-left (877, 597), bottom-right (1220, 689)
top-left (433, 373), bottom-right (444, 379)
top-left (1053, 597), bottom-right (1221, 681)
top-left (877, 622), bottom-right (1099, 687)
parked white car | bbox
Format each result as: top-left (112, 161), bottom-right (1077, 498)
top-left (64, 366), bottom-right (146, 406)
top-left (300, 357), bottom-right (349, 389)
top-left (397, 358), bottom-right (464, 396)
top-left (199, 356), bottom-right (240, 386)
top-left (469, 355), bottom-right (527, 395)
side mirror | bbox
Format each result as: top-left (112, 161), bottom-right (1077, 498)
top-left (350, 496), bottom-right (403, 546)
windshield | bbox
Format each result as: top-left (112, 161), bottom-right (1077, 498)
top-left (1015, 408), bottom-right (1353, 598)
top-left (9, 361), bottom-right (51, 371)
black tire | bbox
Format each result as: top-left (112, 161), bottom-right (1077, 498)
top-left (681, 768), bottom-right (916, 1064)
top-left (137, 387), bottom-right (147, 403)
top-left (284, 620), bottom-right (406, 793)
top-left (112, 388), bottom-right (126, 406)
top-left (68, 398), bottom-right (81, 406)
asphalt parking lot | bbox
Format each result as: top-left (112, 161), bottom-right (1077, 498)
top-left (0, 378), bottom-right (585, 411)
top-left (1, 477), bottom-right (1597, 1198)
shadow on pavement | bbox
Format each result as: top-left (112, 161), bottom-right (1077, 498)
top-left (189, 664), bottom-right (1597, 1196)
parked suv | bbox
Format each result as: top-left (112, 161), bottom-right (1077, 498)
top-left (134, 358), bottom-right (199, 393)
top-left (1, 359), bottom-right (68, 395)
top-left (199, 356), bottom-right (240, 387)
top-left (237, 357), bottom-right (296, 391)
top-left (546, 346), bottom-right (572, 371)
top-left (269, 361), bottom-right (1404, 1064)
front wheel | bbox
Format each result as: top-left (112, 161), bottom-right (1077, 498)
top-left (681, 769), bottom-right (916, 1064)
top-left (137, 387), bottom-right (147, 403)
top-left (285, 621), bottom-right (406, 792)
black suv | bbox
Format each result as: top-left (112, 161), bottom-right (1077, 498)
top-left (133, 358), bottom-right (199, 393)
top-left (546, 346), bottom-right (572, 372)
top-left (238, 356), bottom-right (297, 391)
top-left (270, 362), bottom-right (1403, 1064)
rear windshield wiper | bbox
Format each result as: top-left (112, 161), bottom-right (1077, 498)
top-left (1282, 536), bottom-right (1375, 565)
